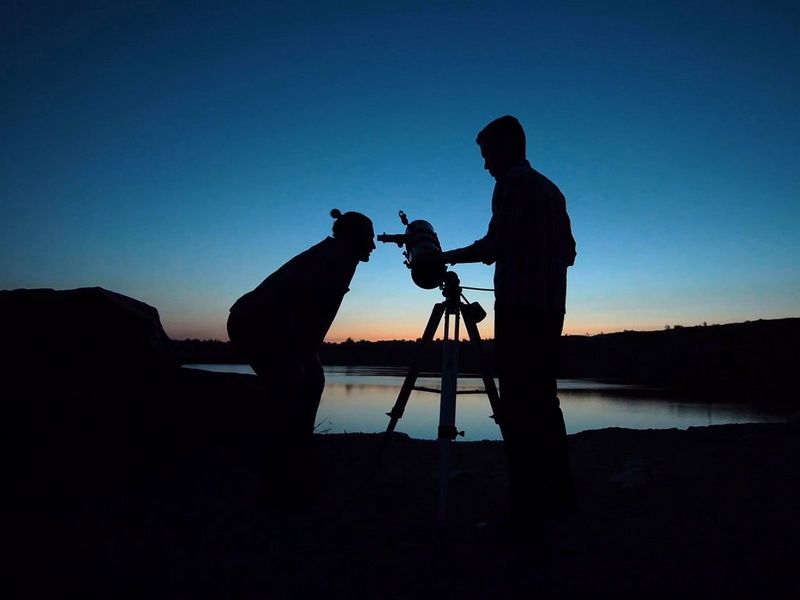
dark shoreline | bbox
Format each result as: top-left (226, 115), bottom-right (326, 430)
top-left (173, 317), bottom-right (800, 402)
top-left (33, 421), bottom-right (800, 597)
top-left (24, 367), bottom-right (800, 597)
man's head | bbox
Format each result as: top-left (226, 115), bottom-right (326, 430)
top-left (331, 209), bottom-right (376, 262)
top-left (476, 115), bottom-right (526, 178)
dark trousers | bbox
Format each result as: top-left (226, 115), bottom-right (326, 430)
top-left (252, 353), bottom-right (324, 485)
top-left (494, 305), bottom-right (575, 526)
top-left (227, 312), bottom-right (324, 493)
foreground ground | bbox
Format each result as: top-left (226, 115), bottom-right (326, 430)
top-left (28, 370), bottom-right (800, 598)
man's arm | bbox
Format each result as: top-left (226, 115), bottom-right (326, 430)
top-left (441, 198), bottom-right (505, 265)
top-left (441, 238), bottom-right (492, 265)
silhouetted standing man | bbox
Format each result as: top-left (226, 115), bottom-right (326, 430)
top-left (227, 209), bottom-right (375, 506)
top-left (441, 116), bottom-right (577, 535)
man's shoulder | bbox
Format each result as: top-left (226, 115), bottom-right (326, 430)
top-left (530, 167), bottom-right (562, 190)
top-left (511, 166), bottom-right (564, 199)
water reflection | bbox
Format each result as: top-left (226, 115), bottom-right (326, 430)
top-left (184, 364), bottom-right (790, 440)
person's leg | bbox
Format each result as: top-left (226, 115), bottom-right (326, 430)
top-left (301, 353), bottom-right (325, 436)
top-left (229, 314), bottom-right (310, 503)
top-left (496, 307), bottom-right (574, 527)
top-left (297, 353), bottom-right (325, 479)
top-left (529, 313), bottom-right (576, 513)
top-left (495, 304), bottom-right (541, 529)
top-left (249, 355), bottom-right (307, 500)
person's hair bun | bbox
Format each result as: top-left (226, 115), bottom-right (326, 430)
top-left (330, 208), bottom-right (342, 219)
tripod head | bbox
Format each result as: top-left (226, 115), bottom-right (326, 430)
top-left (440, 270), bottom-right (461, 302)
top-left (439, 270), bottom-right (487, 323)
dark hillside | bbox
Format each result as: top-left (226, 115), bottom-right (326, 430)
top-left (175, 318), bottom-right (799, 401)
top-left (558, 318), bottom-right (798, 399)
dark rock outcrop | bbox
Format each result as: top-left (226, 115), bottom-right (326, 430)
top-left (2, 287), bottom-right (267, 457)
top-left (0, 286), bottom-right (178, 383)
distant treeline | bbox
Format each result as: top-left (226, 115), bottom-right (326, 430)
top-left (173, 318), bottom-right (799, 401)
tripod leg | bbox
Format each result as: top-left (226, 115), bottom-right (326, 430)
top-left (462, 309), bottom-right (508, 440)
top-left (368, 302), bottom-right (445, 485)
top-left (384, 302), bottom-right (445, 434)
top-left (437, 307), bottom-right (461, 527)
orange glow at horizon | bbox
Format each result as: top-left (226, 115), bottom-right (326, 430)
top-left (164, 311), bottom-right (713, 343)
top-left (324, 317), bottom-right (670, 342)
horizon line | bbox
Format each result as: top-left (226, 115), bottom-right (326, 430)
top-left (170, 315), bottom-right (800, 343)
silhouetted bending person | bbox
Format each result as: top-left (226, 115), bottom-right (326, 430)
top-left (440, 116), bottom-right (577, 535)
top-left (227, 209), bottom-right (375, 506)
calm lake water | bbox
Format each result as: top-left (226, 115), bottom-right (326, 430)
top-left (185, 364), bottom-right (791, 440)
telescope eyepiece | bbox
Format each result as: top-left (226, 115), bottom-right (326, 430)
top-left (376, 233), bottom-right (406, 247)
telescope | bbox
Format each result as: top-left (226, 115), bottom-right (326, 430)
top-left (376, 217), bottom-right (495, 529)
top-left (377, 210), bottom-right (447, 289)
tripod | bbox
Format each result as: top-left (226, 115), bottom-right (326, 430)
top-left (382, 271), bottom-right (505, 527)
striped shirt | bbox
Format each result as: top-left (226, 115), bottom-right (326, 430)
top-left (448, 160), bottom-right (576, 313)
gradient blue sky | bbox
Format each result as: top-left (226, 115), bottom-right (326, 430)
top-left (2, 1), bottom-right (798, 341)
